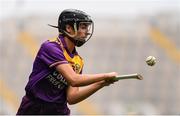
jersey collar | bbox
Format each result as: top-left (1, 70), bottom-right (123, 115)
top-left (58, 35), bottom-right (78, 57)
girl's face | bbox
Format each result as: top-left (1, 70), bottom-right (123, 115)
top-left (65, 22), bottom-right (93, 47)
top-left (76, 22), bottom-right (91, 39)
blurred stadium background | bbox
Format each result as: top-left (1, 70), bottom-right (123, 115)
top-left (0, 0), bottom-right (180, 115)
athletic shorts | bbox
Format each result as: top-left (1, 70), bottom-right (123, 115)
top-left (16, 95), bottom-right (70, 115)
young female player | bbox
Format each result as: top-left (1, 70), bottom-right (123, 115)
top-left (17, 9), bottom-right (118, 115)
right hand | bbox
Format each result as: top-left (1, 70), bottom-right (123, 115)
top-left (97, 72), bottom-right (118, 87)
top-left (104, 72), bottom-right (118, 80)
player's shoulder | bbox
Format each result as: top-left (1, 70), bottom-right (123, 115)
top-left (42, 37), bottom-right (61, 46)
top-left (40, 38), bottom-right (63, 51)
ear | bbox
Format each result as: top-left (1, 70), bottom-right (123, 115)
top-left (65, 24), bottom-right (73, 33)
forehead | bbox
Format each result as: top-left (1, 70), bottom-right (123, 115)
top-left (79, 22), bottom-right (91, 26)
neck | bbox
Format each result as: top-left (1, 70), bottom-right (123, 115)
top-left (64, 36), bottom-right (75, 53)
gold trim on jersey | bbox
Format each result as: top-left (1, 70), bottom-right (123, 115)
top-left (63, 49), bottom-right (84, 74)
top-left (48, 37), bottom-right (84, 74)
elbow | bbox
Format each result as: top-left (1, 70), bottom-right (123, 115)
top-left (67, 101), bottom-right (76, 105)
top-left (67, 97), bottom-right (78, 105)
top-left (68, 76), bottom-right (80, 87)
top-left (70, 82), bottom-right (79, 87)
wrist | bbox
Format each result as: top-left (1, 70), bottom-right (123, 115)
top-left (102, 73), bottom-right (110, 79)
top-left (96, 80), bottom-right (106, 88)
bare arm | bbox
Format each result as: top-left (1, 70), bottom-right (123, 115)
top-left (67, 80), bottom-right (116, 105)
top-left (56, 63), bottom-right (117, 87)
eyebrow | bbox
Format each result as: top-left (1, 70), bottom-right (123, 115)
top-left (80, 23), bottom-right (89, 27)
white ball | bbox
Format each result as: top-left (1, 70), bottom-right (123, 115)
top-left (146, 56), bottom-right (156, 66)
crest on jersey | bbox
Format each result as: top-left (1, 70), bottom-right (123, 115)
top-left (72, 63), bottom-right (81, 73)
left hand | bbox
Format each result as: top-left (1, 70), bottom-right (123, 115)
top-left (98, 79), bottom-right (118, 87)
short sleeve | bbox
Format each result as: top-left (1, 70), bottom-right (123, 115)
top-left (38, 41), bottom-right (68, 68)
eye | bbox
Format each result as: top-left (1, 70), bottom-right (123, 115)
top-left (79, 23), bottom-right (89, 29)
top-left (81, 25), bottom-right (88, 29)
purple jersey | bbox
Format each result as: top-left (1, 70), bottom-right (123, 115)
top-left (17, 36), bottom-right (84, 115)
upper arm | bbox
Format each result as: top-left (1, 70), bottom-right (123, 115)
top-left (38, 41), bottom-right (68, 67)
top-left (38, 41), bottom-right (83, 86)
top-left (56, 63), bottom-right (78, 86)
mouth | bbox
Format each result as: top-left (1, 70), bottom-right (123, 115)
top-left (76, 33), bottom-right (90, 40)
top-left (84, 33), bottom-right (90, 38)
